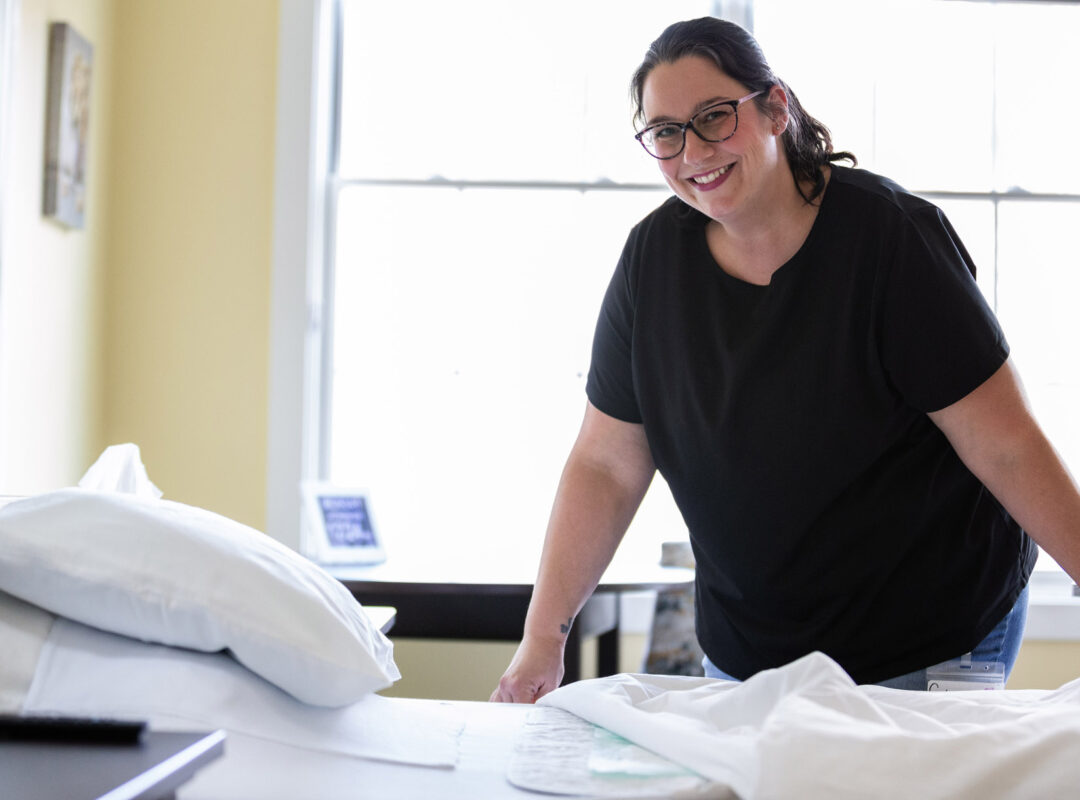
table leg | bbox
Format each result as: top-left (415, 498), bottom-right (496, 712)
top-left (596, 628), bottom-right (620, 677)
top-left (562, 592), bottom-right (621, 683)
top-left (563, 627), bottom-right (581, 684)
top-left (596, 597), bottom-right (620, 677)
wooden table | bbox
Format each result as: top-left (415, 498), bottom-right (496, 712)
top-left (328, 559), bottom-right (694, 683)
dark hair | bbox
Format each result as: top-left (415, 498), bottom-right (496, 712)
top-left (630, 17), bottom-right (855, 204)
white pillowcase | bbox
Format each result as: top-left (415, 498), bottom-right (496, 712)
top-left (0, 589), bottom-right (56, 712)
top-left (0, 488), bottom-right (400, 707)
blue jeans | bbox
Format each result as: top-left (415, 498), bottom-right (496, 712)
top-left (702, 584), bottom-right (1029, 690)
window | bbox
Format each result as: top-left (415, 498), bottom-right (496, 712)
top-left (273, 1), bottom-right (1079, 574)
top-left (320, 0), bottom-right (725, 566)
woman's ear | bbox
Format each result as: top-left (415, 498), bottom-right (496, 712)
top-left (767, 84), bottom-right (790, 135)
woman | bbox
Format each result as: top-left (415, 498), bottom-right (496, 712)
top-left (491, 17), bottom-right (1080, 701)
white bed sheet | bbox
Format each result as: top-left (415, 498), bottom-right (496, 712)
top-left (177, 704), bottom-right (537, 800)
top-left (24, 617), bottom-right (462, 768)
top-left (11, 582), bottom-right (1080, 799)
top-left (175, 704), bottom-right (731, 800)
top-left (540, 652), bottom-right (1080, 800)
top-left (10, 610), bottom-right (722, 799)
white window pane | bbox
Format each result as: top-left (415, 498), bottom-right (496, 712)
top-left (994, 4), bottom-right (1080, 194)
top-left (338, 0), bottom-right (714, 184)
top-left (996, 201), bottom-right (1080, 478)
top-left (755, 0), bottom-right (882, 168)
top-left (871, 1), bottom-right (995, 191)
top-left (759, 0), bottom-right (1001, 192)
top-left (330, 185), bottom-right (684, 560)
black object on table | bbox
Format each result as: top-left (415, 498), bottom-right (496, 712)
top-left (0, 725), bottom-right (225, 800)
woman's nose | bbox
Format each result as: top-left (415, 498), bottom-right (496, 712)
top-left (681, 127), bottom-right (718, 164)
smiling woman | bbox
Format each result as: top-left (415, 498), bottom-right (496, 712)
top-left (487, 13), bottom-right (1080, 703)
top-left (637, 55), bottom-right (813, 285)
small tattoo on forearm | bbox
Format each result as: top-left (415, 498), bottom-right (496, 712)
top-left (560, 616), bottom-right (574, 635)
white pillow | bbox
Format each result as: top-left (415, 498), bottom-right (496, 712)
top-left (0, 589), bottom-right (56, 712)
top-left (0, 488), bottom-right (400, 707)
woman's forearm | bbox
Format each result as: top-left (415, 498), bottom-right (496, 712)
top-left (491, 402), bottom-right (655, 703)
top-left (930, 358), bottom-right (1080, 584)
top-left (523, 447), bottom-right (654, 645)
top-left (964, 418), bottom-right (1080, 583)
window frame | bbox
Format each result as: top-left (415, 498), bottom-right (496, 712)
top-left (267, 0), bottom-right (335, 550)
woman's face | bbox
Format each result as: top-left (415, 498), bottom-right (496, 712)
top-left (640, 55), bottom-right (787, 226)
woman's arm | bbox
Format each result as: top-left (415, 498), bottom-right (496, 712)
top-left (490, 401), bottom-right (656, 703)
top-left (928, 357), bottom-right (1080, 583)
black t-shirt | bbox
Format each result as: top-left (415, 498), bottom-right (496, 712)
top-left (586, 166), bottom-right (1037, 684)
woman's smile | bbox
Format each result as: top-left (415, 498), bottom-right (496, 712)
top-left (689, 162), bottom-right (735, 189)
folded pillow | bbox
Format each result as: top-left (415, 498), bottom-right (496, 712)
top-left (0, 488), bottom-right (400, 706)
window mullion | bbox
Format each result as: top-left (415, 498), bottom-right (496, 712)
top-left (331, 175), bottom-right (668, 194)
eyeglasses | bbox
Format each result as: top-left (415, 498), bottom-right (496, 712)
top-left (634, 90), bottom-right (764, 160)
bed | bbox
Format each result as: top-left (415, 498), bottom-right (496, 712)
top-left (3, 448), bottom-right (1080, 799)
top-left (0, 589), bottom-right (551, 800)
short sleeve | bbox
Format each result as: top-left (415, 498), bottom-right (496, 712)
top-left (586, 246), bottom-right (642, 423)
top-left (879, 206), bottom-right (1009, 412)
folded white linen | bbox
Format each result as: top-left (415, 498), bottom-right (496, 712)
top-left (25, 617), bottom-right (462, 768)
top-left (538, 651), bottom-right (1080, 799)
top-left (0, 589), bottom-right (55, 712)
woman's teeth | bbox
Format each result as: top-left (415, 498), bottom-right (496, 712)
top-left (691, 164), bottom-right (732, 184)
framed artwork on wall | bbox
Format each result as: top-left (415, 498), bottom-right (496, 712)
top-left (42, 21), bottom-right (93, 229)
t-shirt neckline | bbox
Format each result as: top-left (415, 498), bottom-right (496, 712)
top-left (692, 170), bottom-right (836, 289)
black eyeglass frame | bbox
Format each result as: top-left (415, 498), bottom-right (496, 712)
top-left (634, 90), bottom-right (765, 160)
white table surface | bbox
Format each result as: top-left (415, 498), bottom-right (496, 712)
top-left (178, 699), bottom-right (550, 800)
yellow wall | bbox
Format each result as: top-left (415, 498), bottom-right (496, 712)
top-left (2, 0), bottom-right (1078, 700)
top-left (2, 0), bottom-right (277, 531)
top-left (101, 0), bottom-right (276, 529)
top-left (1, 0), bottom-right (114, 492)
top-left (1010, 640), bottom-right (1080, 690)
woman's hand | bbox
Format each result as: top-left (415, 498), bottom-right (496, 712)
top-left (490, 633), bottom-right (566, 703)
